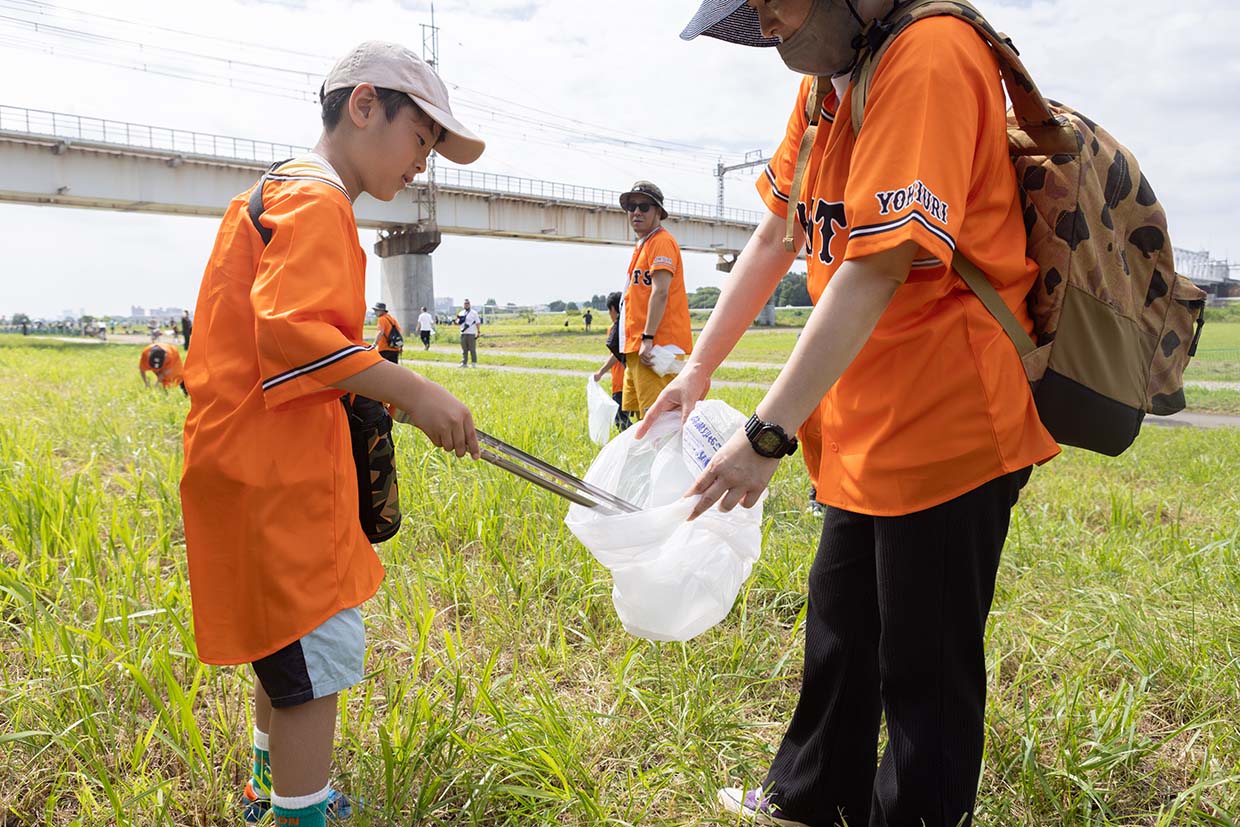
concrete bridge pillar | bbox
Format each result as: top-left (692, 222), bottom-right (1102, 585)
top-left (374, 227), bottom-right (442, 336)
top-left (755, 294), bottom-right (777, 326)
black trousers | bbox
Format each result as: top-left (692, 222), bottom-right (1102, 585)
top-left (763, 468), bottom-right (1031, 827)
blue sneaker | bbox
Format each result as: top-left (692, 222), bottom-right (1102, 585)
top-left (241, 781), bottom-right (355, 823)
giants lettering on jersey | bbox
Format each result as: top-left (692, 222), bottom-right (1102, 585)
top-left (874, 180), bottom-right (950, 225)
top-left (796, 198), bottom-right (848, 265)
top-left (632, 268), bottom-right (652, 286)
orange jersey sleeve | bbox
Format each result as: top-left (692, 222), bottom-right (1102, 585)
top-left (843, 17), bottom-right (1016, 276)
top-left (251, 185), bottom-right (383, 411)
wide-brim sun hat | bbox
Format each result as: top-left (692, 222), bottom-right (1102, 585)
top-left (323, 41), bottom-right (486, 165)
top-left (680, 0), bottom-right (781, 46)
top-left (619, 180), bottom-right (669, 220)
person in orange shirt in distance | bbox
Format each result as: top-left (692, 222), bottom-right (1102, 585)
top-left (617, 180), bottom-right (693, 417)
top-left (646, 1), bottom-right (1061, 825)
top-left (138, 342), bottom-right (186, 395)
top-left (372, 301), bottom-right (403, 363)
top-left (179, 41), bottom-right (484, 827)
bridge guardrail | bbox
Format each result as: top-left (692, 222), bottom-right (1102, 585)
top-left (0, 104), bottom-right (763, 225)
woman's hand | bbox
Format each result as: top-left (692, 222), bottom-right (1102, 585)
top-left (633, 364), bottom-right (712, 438)
top-left (685, 430), bottom-right (778, 520)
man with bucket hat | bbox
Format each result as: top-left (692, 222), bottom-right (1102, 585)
top-left (616, 180), bottom-right (693, 417)
top-left (372, 301), bottom-right (403, 363)
top-left (639, 2), bottom-right (1059, 825)
top-left (181, 40), bottom-right (486, 827)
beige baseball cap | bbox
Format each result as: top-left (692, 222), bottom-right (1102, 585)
top-left (323, 41), bottom-right (485, 165)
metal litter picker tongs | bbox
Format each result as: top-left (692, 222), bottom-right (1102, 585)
top-left (476, 430), bottom-right (640, 515)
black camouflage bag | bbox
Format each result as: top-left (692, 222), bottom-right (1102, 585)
top-left (341, 394), bottom-right (402, 543)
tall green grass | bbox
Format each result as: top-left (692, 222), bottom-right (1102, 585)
top-left (1, 339), bottom-right (1238, 825)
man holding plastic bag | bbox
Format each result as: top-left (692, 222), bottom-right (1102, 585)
top-left (616, 181), bottom-right (693, 417)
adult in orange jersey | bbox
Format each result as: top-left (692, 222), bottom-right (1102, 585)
top-left (372, 301), bottom-right (403, 363)
top-left (617, 180), bottom-right (693, 416)
top-left (645, 2), bottom-right (1061, 825)
top-left (180, 42), bottom-right (484, 827)
top-left (138, 342), bottom-right (186, 395)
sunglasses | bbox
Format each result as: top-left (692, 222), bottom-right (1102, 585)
top-left (625, 202), bottom-right (655, 214)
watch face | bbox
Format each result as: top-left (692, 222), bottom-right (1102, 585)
top-left (755, 429), bottom-right (784, 455)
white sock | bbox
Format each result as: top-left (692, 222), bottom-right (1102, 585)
top-left (271, 783), bottom-right (331, 810)
top-left (253, 725), bottom-right (269, 751)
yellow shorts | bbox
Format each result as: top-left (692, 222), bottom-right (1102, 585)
top-left (622, 353), bottom-right (675, 414)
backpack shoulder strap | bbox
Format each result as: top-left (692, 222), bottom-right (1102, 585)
top-left (783, 77), bottom-right (834, 252)
top-left (246, 160), bottom-right (287, 246)
top-left (246, 156), bottom-right (348, 247)
top-left (952, 254), bottom-right (1034, 357)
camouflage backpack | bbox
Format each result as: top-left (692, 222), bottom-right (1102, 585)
top-left (792, 0), bottom-right (1208, 456)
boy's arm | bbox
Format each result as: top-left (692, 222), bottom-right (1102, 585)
top-left (331, 361), bottom-right (479, 459)
top-left (639, 270), bottom-right (672, 365)
top-left (593, 354), bottom-right (618, 383)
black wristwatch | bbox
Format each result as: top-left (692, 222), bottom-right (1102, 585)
top-left (745, 414), bottom-right (799, 459)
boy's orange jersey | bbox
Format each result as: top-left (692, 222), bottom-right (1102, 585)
top-left (180, 159), bottom-right (385, 665)
top-left (620, 227), bottom-right (693, 355)
top-left (756, 17), bottom-right (1057, 516)
top-left (140, 343), bottom-right (184, 388)
top-left (609, 359), bottom-right (625, 396)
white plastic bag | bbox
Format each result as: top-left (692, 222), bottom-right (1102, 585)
top-left (564, 400), bottom-right (764, 641)
top-left (648, 344), bottom-right (685, 377)
top-left (586, 378), bottom-right (619, 446)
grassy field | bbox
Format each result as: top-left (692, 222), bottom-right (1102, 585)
top-left (1, 336), bottom-right (1239, 826)
top-left (393, 315), bottom-right (1240, 381)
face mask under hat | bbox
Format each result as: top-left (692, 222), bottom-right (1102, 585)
top-left (776, 0), bottom-right (867, 76)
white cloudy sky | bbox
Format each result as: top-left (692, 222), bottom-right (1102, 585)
top-left (0, 0), bottom-right (1236, 318)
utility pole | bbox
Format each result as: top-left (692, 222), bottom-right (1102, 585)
top-left (373, 2), bottom-right (442, 337)
top-left (419, 2), bottom-right (440, 227)
top-left (715, 149), bottom-right (770, 218)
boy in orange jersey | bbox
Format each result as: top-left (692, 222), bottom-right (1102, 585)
top-left (648, 1), bottom-right (1061, 825)
top-left (616, 181), bottom-right (693, 417)
top-left (180, 42), bottom-right (483, 827)
top-left (138, 342), bottom-right (186, 395)
top-left (592, 290), bottom-right (633, 432)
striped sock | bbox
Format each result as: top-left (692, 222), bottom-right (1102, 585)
top-left (250, 726), bottom-right (271, 798)
top-left (271, 784), bottom-right (330, 827)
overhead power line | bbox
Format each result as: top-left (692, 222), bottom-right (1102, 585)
top-left (0, 0), bottom-right (754, 169)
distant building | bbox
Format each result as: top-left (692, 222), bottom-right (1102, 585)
top-left (434, 296), bottom-right (455, 314)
